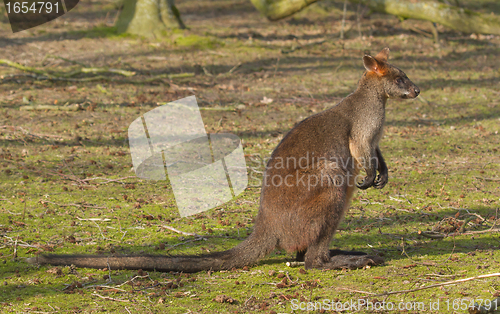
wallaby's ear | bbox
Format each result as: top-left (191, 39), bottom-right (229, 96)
top-left (375, 47), bottom-right (390, 62)
top-left (363, 55), bottom-right (385, 75)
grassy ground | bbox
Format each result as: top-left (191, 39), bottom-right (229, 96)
top-left (0, 0), bottom-right (499, 313)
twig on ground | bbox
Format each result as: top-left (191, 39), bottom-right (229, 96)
top-left (338, 287), bottom-right (375, 295)
top-left (42, 54), bottom-right (89, 67)
top-left (281, 40), bottom-right (326, 54)
top-left (0, 58), bottom-right (194, 83)
top-left (439, 176), bottom-right (448, 196)
top-left (115, 275), bottom-right (150, 288)
top-left (13, 236), bottom-right (18, 259)
top-left (41, 201), bottom-right (107, 209)
top-left (459, 217), bottom-right (474, 233)
top-left (85, 285), bottom-right (127, 292)
top-left (389, 196), bottom-right (405, 202)
top-left (43, 169), bottom-right (85, 184)
top-left (134, 282), bottom-right (161, 292)
top-left (6, 209), bottom-right (22, 215)
top-left (92, 293), bottom-right (129, 302)
top-left (81, 176), bottom-right (137, 184)
top-left (0, 125), bottom-right (66, 140)
top-left (418, 230), bottom-right (446, 239)
top-left (161, 225), bottom-right (205, 238)
top-left (368, 273), bottom-right (500, 297)
top-left (2, 236), bottom-right (38, 248)
top-left (76, 217), bottom-right (112, 222)
top-left (1, 58), bottom-right (134, 77)
top-left (61, 158), bottom-right (85, 185)
top-left (228, 62), bottom-right (242, 74)
top-left (474, 176), bottom-right (500, 182)
top-left (94, 221), bottom-right (106, 240)
top-left (462, 227), bottom-right (500, 236)
top-left (166, 237), bottom-right (206, 251)
top-left (285, 271), bottom-right (299, 285)
top-left (439, 234), bottom-right (456, 265)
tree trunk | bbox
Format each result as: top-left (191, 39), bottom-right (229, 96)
top-left (249, 0), bottom-right (500, 36)
top-left (116, 0), bottom-right (186, 37)
top-left (249, 0), bottom-right (318, 21)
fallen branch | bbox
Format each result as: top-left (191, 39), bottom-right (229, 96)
top-left (418, 230), bottom-right (446, 239)
top-left (76, 217), bottom-right (112, 222)
top-left (42, 54), bottom-right (88, 67)
top-left (114, 275), bottom-right (151, 288)
top-left (41, 200), bottom-right (107, 209)
top-left (1, 236), bottom-right (38, 248)
top-left (80, 176), bottom-right (137, 184)
top-left (418, 225), bottom-right (500, 239)
top-left (0, 58), bottom-right (194, 84)
top-left (0, 58), bottom-right (134, 77)
top-left (462, 227), bottom-right (500, 236)
top-left (338, 287), bottom-right (376, 295)
top-left (0, 125), bottom-right (67, 140)
top-left (368, 272), bottom-right (500, 297)
top-left (19, 104), bottom-right (83, 111)
top-left (281, 40), bottom-right (326, 54)
top-left (161, 225), bottom-right (204, 238)
top-left (92, 293), bottom-right (130, 302)
top-left (474, 176), bottom-right (500, 182)
top-left (166, 237), bottom-right (206, 251)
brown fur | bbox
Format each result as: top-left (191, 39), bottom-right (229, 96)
top-left (28, 48), bottom-right (420, 272)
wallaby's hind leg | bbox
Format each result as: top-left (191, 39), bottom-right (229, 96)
top-left (303, 236), bottom-right (331, 269)
top-left (296, 250), bottom-right (305, 262)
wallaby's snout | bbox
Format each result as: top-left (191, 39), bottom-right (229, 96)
top-left (412, 85), bottom-right (420, 98)
top-left (401, 81), bottom-right (420, 99)
top-left (396, 78), bottom-right (420, 99)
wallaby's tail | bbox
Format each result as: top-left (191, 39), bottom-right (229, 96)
top-left (27, 232), bottom-right (277, 272)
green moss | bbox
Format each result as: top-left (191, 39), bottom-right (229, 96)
top-left (68, 26), bottom-right (138, 39)
top-left (171, 34), bottom-right (222, 49)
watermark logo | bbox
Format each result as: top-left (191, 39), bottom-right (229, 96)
top-left (128, 96), bottom-right (248, 217)
top-left (3, 0), bottom-right (79, 33)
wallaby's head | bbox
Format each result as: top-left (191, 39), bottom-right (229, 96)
top-left (362, 48), bottom-right (420, 99)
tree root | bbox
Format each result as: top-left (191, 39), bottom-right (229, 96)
top-left (0, 57), bottom-right (194, 84)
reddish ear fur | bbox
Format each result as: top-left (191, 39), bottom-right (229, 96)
top-left (363, 47), bottom-right (390, 76)
top-left (363, 55), bottom-right (386, 76)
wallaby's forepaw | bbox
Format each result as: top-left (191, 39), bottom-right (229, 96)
top-left (356, 175), bottom-right (376, 190)
top-left (374, 173), bottom-right (388, 189)
top-left (324, 254), bottom-right (384, 270)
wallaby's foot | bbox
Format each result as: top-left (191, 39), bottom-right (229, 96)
top-left (323, 254), bottom-right (384, 270)
top-left (296, 249), bottom-right (367, 262)
top-left (329, 249), bottom-right (367, 257)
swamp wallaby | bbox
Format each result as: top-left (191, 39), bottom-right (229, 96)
top-left (28, 48), bottom-right (419, 272)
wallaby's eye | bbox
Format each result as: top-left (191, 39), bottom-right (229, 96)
top-left (396, 77), bottom-right (404, 85)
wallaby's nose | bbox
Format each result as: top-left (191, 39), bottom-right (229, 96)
top-left (414, 86), bottom-right (420, 97)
